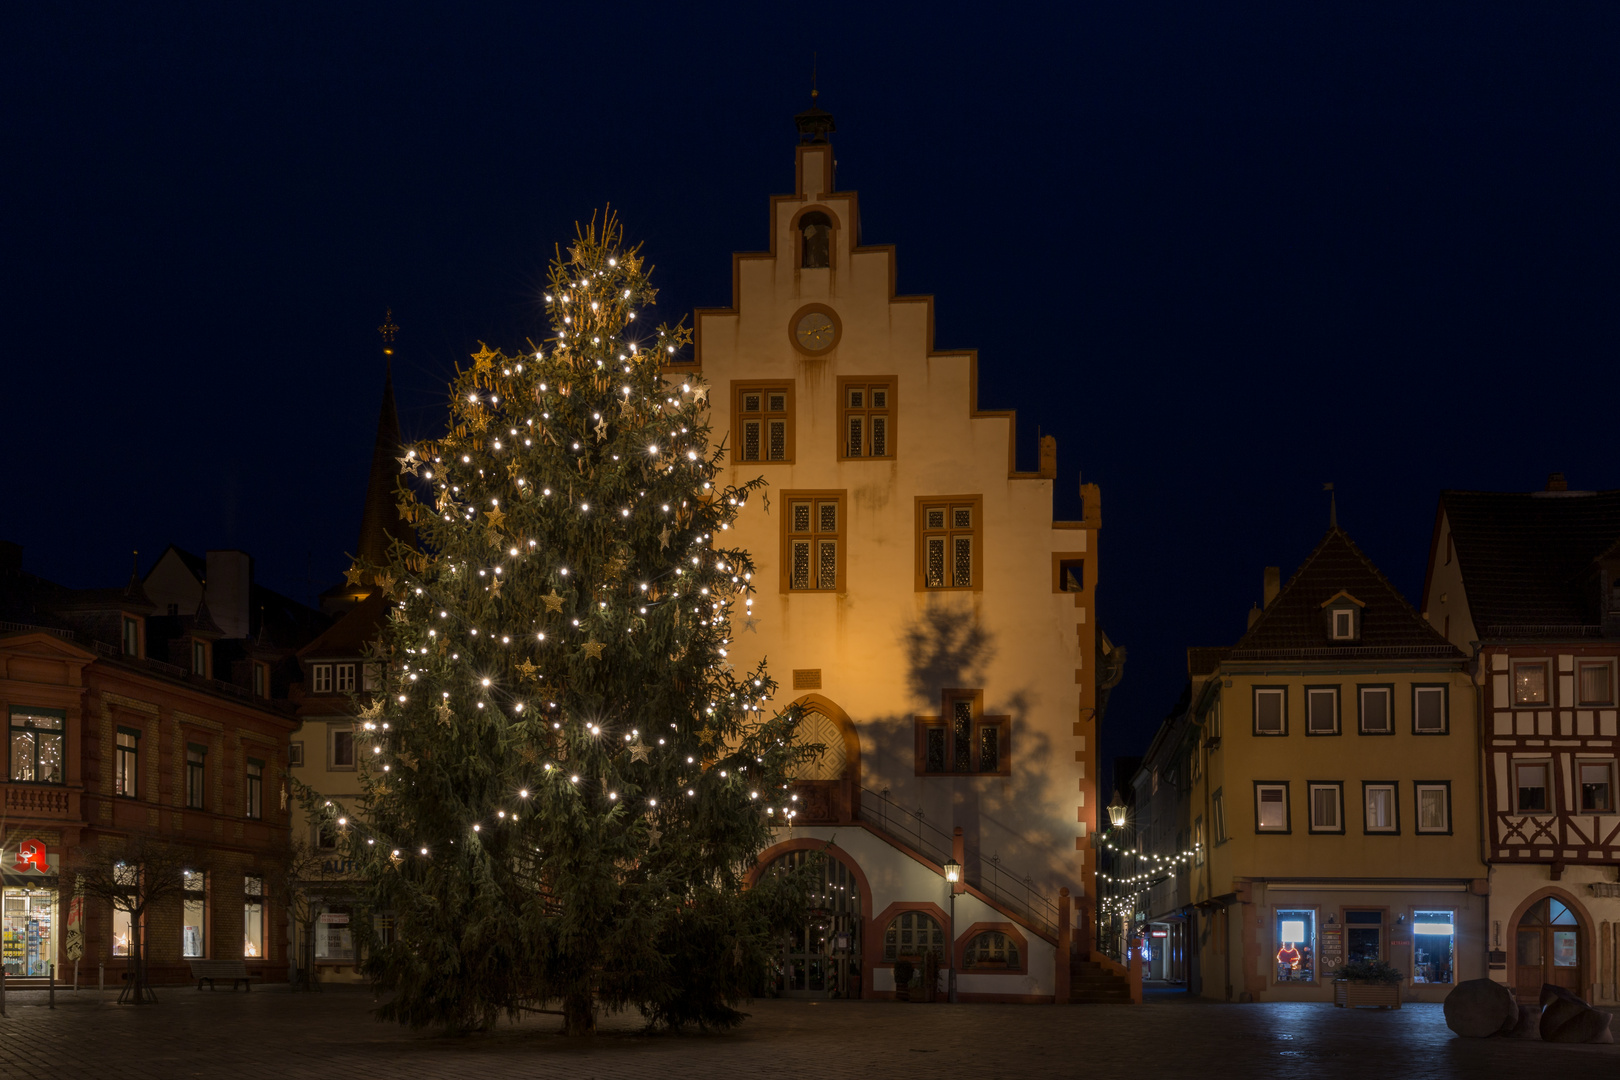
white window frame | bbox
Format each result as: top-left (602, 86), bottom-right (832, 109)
top-left (1306, 687), bottom-right (1339, 735)
top-left (1412, 685), bottom-right (1448, 734)
top-left (1512, 659), bottom-right (1550, 707)
top-left (1255, 782), bottom-right (1290, 833)
top-left (1513, 760), bottom-right (1552, 815)
top-left (1363, 782), bottom-right (1398, 833)
top-left (1578, 758), bottom-right (1617, 814)
top-left (1330, 608), bottom-right (1355, 640)
top-left (1308, 782), bottom-right (1343, 833)
top-left (1358, 685), bottom-right (1393, 734)
top-left (1212, 789), bottom-right (1228, 843)
top-left (1254, 687), bottom-right (1287, 735)
top-left (192, 640), bottom-right (207, 675)
top-left (335, 663), bottom-right (356, 693)
top-left (1415, 783), bottom-right (1451, 834)
top-left (1578, 661), bottom-right (1616, 707)
top-left (311, 664), bottom-right (333, 694)
top-left (287, 741), bottom-right (304, 768)
top-left (329, 725), bottom-right (356, 771)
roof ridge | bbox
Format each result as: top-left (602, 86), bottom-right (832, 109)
top-left (1231, 526), bottom-right (1455, 654)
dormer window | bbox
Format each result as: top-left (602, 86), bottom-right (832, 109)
top-left (1320, 591), bottom-right (1365, 642)
top-left (800, 211), bottom-right (832, 269)
top-left (121, 616), bottom-right (140, 657)
top-left (191, 640), bottom-right (208, 676)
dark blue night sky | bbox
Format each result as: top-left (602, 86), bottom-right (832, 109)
top-left (9, 2), bottom-right (1618, 762)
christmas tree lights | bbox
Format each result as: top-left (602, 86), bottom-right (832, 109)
top-left (303, 213), bottom-right (818, 1035)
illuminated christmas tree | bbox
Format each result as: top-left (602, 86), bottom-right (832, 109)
top-left (323, 214), bottom-right (814, 1034)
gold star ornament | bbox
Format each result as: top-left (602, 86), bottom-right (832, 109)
top-left (581, 640), bottom-right (605, 661)
top-left (471, 342), bottom-right (497, 372)
top-left (542, 590), bottom-right (565, 614)
top-left (344, 564), bottom-right (365, 586)
top-left (485, 505), bottom-right (506, 532)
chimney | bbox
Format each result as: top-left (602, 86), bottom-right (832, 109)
top-left (205, 550), bottom-right (253, 639)
top-left (1546, 472), bottom-right (1568, 492)
top-left (1263, 567), bottom-right (1281, 608)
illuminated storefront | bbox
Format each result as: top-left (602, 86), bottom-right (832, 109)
top-left (3, 837), bottom-right (60, 978)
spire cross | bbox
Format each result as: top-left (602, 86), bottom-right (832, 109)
top-left (375, 307), bottom-right (398, 351)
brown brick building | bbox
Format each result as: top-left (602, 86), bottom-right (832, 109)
top-left (1, 545), bottom-right (307, 986)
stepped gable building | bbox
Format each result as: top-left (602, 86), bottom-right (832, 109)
top-left (0, 541), bottom-right (307, 985)
top-left (287, 326), bottom-right (416, 982)
top-left (1162, 523), bottom-right (1483, 1003)
top-left (1423, 475), bottom-right (1620, 1004)
top-left (686, 103), bottom-right (1121, 1003)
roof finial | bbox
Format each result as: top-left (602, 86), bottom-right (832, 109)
top-left (811, 51), bottom-right (818, 100)
top-left (1324, 482), bottom-right (1337, 529)
top-left (378, 308), bottom-right (399, 357)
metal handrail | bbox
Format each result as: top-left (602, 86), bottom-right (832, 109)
top-left (858, 786), bottom-right (1059, 937)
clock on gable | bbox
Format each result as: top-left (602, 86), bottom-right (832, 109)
top-left (789, 304), bottom-right (840, 355)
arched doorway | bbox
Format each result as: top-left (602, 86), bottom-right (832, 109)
top-left (1516, 896), bottom-right (1583, 1000)
top-left (762, 848), bottom-right (862, 998)
top-left (787, 695), bottom-right (861, 824)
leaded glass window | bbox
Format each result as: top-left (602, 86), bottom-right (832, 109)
top-left (841, 381), bottom-right (893, 459)
top-left (964, 931), bottom-right (1019, 969)
top-left (919, 499), bottom-right (978, 589)
top-left (883, 911), bottom-right (945, 962)
top-left (979, 724), bottom-right (1000, 772)
top-left (786, 494), bottom-right (842, 591)
top-left (738, 385), bottom-right (791, 462)
top-left (925, 728), bottom-right (946, 772)
top-left (952, 700), bottom-right (972, 772)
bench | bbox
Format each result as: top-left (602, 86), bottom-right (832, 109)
top-left (189, 959), bottom-right (258, 991)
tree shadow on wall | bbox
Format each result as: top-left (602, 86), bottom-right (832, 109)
top-left (854, 599), bottom-right (1082, 901)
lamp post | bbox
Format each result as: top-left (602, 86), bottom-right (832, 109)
top-left (942, 857), bottom-right (961, 1004)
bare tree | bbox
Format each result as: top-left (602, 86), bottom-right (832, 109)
top-left (71, 837), bottom-right (206, 1004)
top-left (266, 836), bottom-right (351, 992)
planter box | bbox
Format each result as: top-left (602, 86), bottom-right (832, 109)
top-left (1332, 979), bottom-right (1401, 1009)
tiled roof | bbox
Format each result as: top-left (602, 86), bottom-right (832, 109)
top-left (297, 590), bottom-right (388, 660)
top-left (1186, 646), bottom-right (1230, 677)
top-left (1441, 490), bottom-right (1620, 636)
top-left (1228, 527), bottom-right (1461, 661)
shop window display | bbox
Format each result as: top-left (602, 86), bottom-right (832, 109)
top-left (316, 907), bottom-right (354, 961)
top-left (1273, 909), bottom-right (1316, 982)
top-left (182, 871), bottom-right (206, 958)
top-left (2, 886), bottom-right (56, 977)
top-left (1413, 910), bottom-right (1455, 984)
top-left (243, 876), bottom-right (265, 959)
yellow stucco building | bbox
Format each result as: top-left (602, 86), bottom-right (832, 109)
top-left (682, 103), bottom-right (1118, 1002)
top-left (1178, 525), bottom-right (1486, 1002)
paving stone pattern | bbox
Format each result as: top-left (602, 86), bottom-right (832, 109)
top-left (1, 985), bottom-right (1618, 1079)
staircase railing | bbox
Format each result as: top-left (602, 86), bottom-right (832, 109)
top-left (858, 787), bottom-right (1060, 938)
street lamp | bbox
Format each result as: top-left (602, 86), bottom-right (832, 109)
top-left (1107, 791), bottom-right (1128, 829)
top-left (942, 857), bottom-right (961, 1004)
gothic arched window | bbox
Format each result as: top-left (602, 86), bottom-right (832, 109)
top-left (800, 211), bottom-right (832, 269)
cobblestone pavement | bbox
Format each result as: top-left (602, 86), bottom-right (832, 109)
top-left (1, 984), bottom-right (1617, 1080)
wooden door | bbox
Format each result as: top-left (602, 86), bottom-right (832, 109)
top-left (1515, 898), bottom-right (1583, 1001)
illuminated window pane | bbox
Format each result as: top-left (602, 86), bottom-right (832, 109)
top-left (743, 420), bottom-right (760, 462)
top-left (871, 415), bottom-right (887, 456)
top-left (767, 419), bottom-right (786, 461)
top-left (953, 537), bottom-right (972, 587)
top-left (817, 541), bottom-right (837, 590)
top-left (791, 541), bottom-right (811, 591)
top-left (926, 538), bottom-right (945, 588)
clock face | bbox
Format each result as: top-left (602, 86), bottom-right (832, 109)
top-left (795, 311), bottom-right (836, 352)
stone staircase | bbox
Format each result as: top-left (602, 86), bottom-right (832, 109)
top-left (1069, 957), bottom-right (1133, 1004)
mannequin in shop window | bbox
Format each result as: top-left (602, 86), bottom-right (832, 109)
top-left (1277, 942), bottom-right (1301, 981)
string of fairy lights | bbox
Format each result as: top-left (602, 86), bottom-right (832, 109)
top-left (302, 240), bottom-right (809, 864)
top-left (1097, 841), bottom-right (1203, 922)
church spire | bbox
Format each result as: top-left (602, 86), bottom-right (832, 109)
top-left (354, 311), bottom-right (412, 569)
